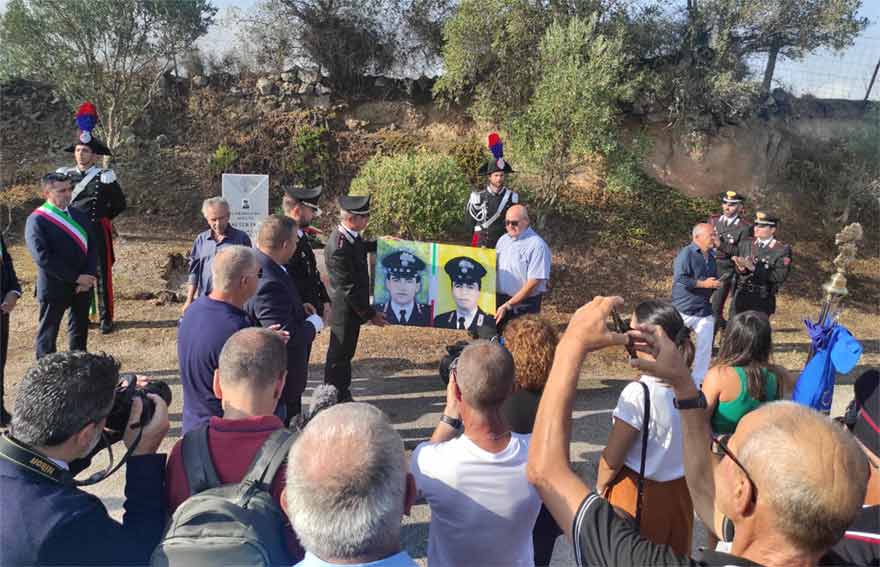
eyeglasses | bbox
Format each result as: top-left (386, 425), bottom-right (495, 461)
top-left (505, 220), bottom-right (519, 227)
top-left (711, 433), bottom-right (758, 502)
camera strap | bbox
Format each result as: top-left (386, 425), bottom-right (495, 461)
top-left (0, 433), bottom-right (73, 485)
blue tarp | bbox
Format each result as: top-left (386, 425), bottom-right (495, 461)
top-left (792, 322), bottom-right (862, 413)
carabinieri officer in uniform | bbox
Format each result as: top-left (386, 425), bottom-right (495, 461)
top-left (323, 195), bottom-right (388, 402)
top-left (467, 132), bottom-right (519, 248)
top-left (708, 191), bottom-right (751, 336)
top-left (282, 185), bottom-right (331, 321)
top-left (730, 212), bottom-right (792, 319)
top-left (56, 102), bottom-right (126, 334)
top-left (373, 249), bottom-right (432, 326)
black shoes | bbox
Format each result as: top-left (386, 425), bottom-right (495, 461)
top-left (100, 321), bottom-right (114, 334)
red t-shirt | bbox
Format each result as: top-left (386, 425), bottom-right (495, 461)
top-left (165, 415), bottom-right (302, 560)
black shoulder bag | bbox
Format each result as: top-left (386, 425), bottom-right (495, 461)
top-left (635, 382), bottom-right (651, 527)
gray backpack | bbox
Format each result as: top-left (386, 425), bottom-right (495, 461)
top-left (151, 427), bottom-right (297, 567)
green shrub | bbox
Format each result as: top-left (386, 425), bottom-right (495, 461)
top-left (284, 125), bottom-right (331, 188)
top-left (349, 151), bottom-right (472, 241)
top-left (210, 144), bottom-right (238, 175)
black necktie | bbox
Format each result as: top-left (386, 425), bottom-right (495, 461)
top-left (399, 309), bottom-right (407, 323)
top-left (458, 316), bottom-right (465, 330)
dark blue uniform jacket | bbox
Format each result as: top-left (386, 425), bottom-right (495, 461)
top-left (0, 453), bottom-right (166, 565)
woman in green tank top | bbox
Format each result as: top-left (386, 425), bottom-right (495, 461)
top-left (702, 311), bottom-right (795, 434)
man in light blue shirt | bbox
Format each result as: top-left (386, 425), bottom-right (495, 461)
top-left (285, 404), bottom-right (418, 567)
top-left (182, 197), bottom-right (252, 313)
top-left (495, 204), bottom-right (551, 328)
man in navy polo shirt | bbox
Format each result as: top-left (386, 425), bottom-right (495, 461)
top-left (671, 223), bottom-right (720, 386)
top-left (178, 245), bottom-right (261, 434)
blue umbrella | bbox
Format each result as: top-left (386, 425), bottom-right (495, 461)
top-left (792, 319), bottom-right (862, 414)
top-left (791, 222), bottom-right (864, 414)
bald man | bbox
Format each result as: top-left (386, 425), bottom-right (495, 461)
top-left (672, 223), bottom-right (720, 386)
top-left (178, 245), bottom-right (261, 434)
top-left (529, 296), bottom-right (869, 567)
top-left (495, 205), bottom-right (551, 330)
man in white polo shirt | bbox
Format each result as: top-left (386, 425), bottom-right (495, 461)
top-left (495, 204), bottom-right (551, 329)
top-left (411, 341), bottom-right (541, 567)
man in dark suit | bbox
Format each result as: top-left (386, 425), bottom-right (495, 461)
top-left (373, 249), bottom-right (432, 326)
top-left (282, 185), bottom-right (331, 339)
top-left (25, 173), bottom-right (97, 358)
top-left (0, 351), bottom-right (169, 565)
top-left (246, 215), bottom-right (324, 422)
top-left (0, 234), bottom-right (21, 426)
top-left (324, 195), bottom-right (388, 402)
top-left (708, 191), bottom-right (751, 337)
top-left (434, 256), bottom-right (494, 335)
top-left (57, 102), bottom-right (126, 334)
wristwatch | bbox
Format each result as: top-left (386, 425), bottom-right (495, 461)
top-left (673, 391), bottom-right (707, 410)
top-left (440, 414), bottom-right (463, 430)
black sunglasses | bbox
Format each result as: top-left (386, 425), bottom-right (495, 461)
top-left (711, 433), bottom-right (758, 502)
top-left (505, 220), bottom-right (519, 227)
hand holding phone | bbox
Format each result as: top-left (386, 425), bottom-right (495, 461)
top-left (611, 308), bottom-right (637, 359)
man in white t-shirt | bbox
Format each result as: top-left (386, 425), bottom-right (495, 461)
top-left (411, 341), bottom-right (542, 567)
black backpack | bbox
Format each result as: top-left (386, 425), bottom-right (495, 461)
top-left (151, 427), bottom-right (297, 567)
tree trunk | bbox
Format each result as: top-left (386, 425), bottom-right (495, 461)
top-left (762, 44), bottom-right (779, 95)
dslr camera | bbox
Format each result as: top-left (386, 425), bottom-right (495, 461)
top-left (103, 374), bottom-right (173, 444)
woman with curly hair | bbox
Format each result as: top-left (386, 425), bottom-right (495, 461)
top-left (596, 300), bottom-right (695, 556)
top-left (500, 315), bottom-right (562, 566)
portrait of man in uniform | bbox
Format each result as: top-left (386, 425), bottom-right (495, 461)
top-left (434, 256), bottom-right (494, 334)
top-left (373, 249), bottom-right (432, 326)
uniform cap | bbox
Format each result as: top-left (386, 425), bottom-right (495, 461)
top-left (382, 250), bottom-right (426, 278)
top-left (64, 101), bottom-right (113, 156)
top-left (722, 191), bottom-right (745, 204)
top-left (285, 185), bottom-right (323, 214)
top-left (754, 211), bottom-right (779, 227)
top-left (338, 194), bottom-right (370, 215)
top-left (444, 256), bottom-right (487, 286)
top-left (477, 132), bottom-right (514, 176)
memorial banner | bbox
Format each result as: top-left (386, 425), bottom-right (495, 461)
top-left (222, 174), bottom-right (269, 239)
top-left (372, 238), bottom-right (496, 333)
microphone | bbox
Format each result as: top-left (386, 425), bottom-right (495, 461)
top-left (307, 384), bottom-right (339, 421)
top-left (291, 384), bottom-right (339, 430)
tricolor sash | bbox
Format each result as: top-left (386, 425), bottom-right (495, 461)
top-left (34, 202), bottom-right (88, 254)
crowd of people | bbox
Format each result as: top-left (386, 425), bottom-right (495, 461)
top-left (0, 119), bottom-right (876, 567)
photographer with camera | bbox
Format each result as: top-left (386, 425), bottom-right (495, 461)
top-left (0, 351), bottom-right (170, 565)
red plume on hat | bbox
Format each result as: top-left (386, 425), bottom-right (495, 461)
top-left (75, 102), bottom-right (98, 143)
top-left (65, 101), bottom-right (112, 155)
top-left (488, 132), bottom-right (505, 170)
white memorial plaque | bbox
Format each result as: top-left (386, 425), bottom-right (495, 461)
top-left (222, 174), bottom-right (269, 240)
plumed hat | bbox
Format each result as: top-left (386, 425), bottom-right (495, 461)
top-left (63, 102), bottom-right (113, 156)
top-left (477, 132), bottom-right (514, 176)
